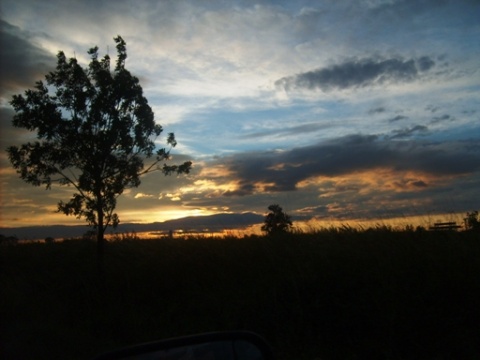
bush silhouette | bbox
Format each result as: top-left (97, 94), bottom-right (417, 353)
top-left (464, 210), bottom-right (480, 231)
top-left (261, 204), bottom-right (293, 235)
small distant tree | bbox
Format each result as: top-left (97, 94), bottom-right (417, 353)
top-left (7, 36), bottom-right (191, 273)
top-left (0, 235), bottom-right (19, 245)
top-left (464, 211), bottom-right (480, 231)
top-left (44, 237), bottom-right (55, 244)
top-left (261, 204), bottom-right (293, 235)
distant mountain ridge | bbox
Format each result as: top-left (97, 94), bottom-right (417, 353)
top-left (0, 212), bottom-right (264, 240)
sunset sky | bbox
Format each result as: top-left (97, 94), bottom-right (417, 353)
top-left (1, 0), bottom-right (479, 229)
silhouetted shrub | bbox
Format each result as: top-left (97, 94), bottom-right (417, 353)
top-left (0, 234), bottom-right (19, 245)
top-left (261, 204), bottom-right (293, 235)
top-left (111, 231), bottom-right (139, 242)
top-left (464, 210), bottom-right (480, 231)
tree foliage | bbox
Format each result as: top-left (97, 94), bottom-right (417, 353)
top-left (7, 36), bottom-right (192, 265)
top-left (261, 204), bottom-right (293, 235)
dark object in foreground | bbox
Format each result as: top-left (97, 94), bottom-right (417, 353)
top-left (93, 331), bottom-right (274, 360)
top-left (428, 222), bottom-right (461, 231)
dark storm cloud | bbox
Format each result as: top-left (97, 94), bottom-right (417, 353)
top-left (0, 20), bottom-right (54, 95)
top-left (0, 20), bottom-right (58, 198)
top-left (219, 135), bottom-right (480, 196)
top-left (0, 108), bottom-right (19, 160)
top-left (275, 56), bottom-right (436, 92)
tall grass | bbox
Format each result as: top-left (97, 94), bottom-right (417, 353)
top-left (1, 229), bottom-right (479, 359)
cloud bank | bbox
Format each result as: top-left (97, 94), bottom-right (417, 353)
top-left (0, 20), bottom-right (54, 96)
top-left (213, 135), bottom-right (480, 196)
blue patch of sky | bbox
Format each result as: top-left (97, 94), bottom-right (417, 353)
top-left (428, 121), bottom-right (480, 143)
top-left (178, 104), bottom-right (324, 154)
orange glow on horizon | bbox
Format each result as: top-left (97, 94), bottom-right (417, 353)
top-left (116, 207), bottom-right (223, 224)
top-left (295, 212), bottom-right (467, 231)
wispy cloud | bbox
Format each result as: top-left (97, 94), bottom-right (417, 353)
top-left (388, 125), bottom-right (429, 139)
top-left (239, 122), bottom-right (333, 139)
top-left (431, 114), bottom-right (455, 124)
top-left (388, 115), bottom-right (409, 122)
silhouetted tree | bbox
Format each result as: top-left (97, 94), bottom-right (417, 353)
top-left (44, 237), bottom-right (55, 244)
top-left (7, 36), bottom-right (191, 274)
top-left (261, 204), bottom-right (293, 235)
top-left (0, 235), bottom-right (19, 245)
top-left (464, 211), bottom-right (480, 231)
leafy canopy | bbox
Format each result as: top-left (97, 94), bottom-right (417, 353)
top-left (8, 36), bottom-right (191, 234)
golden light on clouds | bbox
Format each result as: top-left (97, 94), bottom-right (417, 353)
top-left (160, 193), bottom-right (182, 201)
top-left (253, 181), bottom-right (278, 192)
top-left (198, 164), bottom-right (233, 178)
top-left (266, 162), bottom-right (302, 171)
top-left (0, 167), bottom-right (17, 176)
top-left (297, 168), bottom-right (442, 196)
top-left (177, 178), bottom-right (240, 198)
top-left (134, 192), bottom-right (155, 199)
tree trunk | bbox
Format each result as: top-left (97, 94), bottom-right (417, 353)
top-left (96, 197), bottom-right (106, 278)
top-left (97, 226), bottom-right (105, 278)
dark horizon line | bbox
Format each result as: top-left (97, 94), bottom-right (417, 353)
top-left (0, 212), bottom-right (265, 240)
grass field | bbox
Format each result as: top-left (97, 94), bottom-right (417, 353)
top-left (1, 228), bottom-right (480, 359)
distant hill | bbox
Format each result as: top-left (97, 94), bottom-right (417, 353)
top-left (0, 212), bottom-right (264, 240)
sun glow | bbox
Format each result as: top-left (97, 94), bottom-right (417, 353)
top-left (117, 206), bottom-right (221, 224)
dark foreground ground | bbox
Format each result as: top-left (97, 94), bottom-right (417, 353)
top-left (1, 229), bottom-right (480, 360)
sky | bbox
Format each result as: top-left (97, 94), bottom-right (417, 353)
top-left (1, 0), bottom-right (479, 229)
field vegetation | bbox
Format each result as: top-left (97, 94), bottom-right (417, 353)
top-left (1, 227), bottom-right (479, 359)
